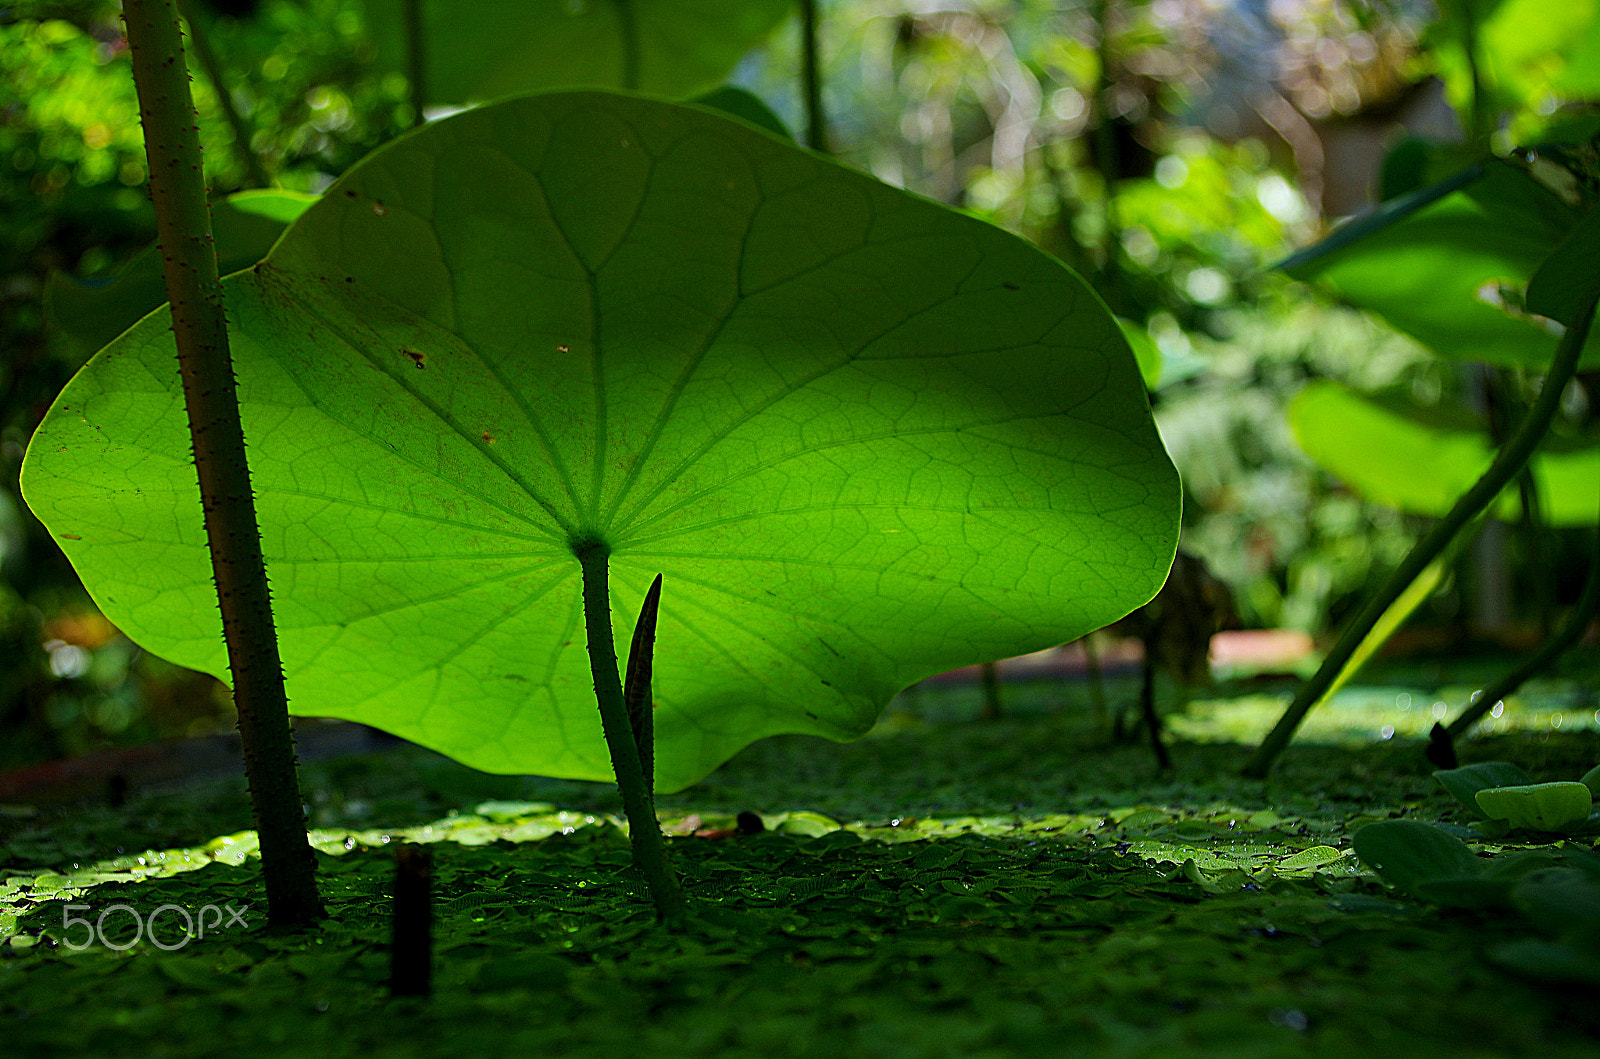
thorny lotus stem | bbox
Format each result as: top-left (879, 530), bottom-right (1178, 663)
top-left (1243, 291), bottom-right (1599, 779)
top-left (123, 0), bottom-right (323, 925)
top-left (575, 541), bottom-right (686, 922)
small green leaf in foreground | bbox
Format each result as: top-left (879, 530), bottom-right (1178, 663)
top-left (1435, 761), bottom-right (1538, 817)
top-left (1475, 783), bottom-right (1594, 833)
top-left (22, 91), bottom-right (1179, 791)
top-left (1353, 819), bottom-right (1482, 894)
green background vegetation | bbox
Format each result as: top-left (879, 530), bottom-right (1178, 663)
top-left (3, 0), bottom-right (1600, 1054)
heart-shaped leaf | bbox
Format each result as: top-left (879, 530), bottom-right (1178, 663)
top-left (367, 0), bottom-right (793, 102)
top-left (22, 91), bottom-right (1179, 790)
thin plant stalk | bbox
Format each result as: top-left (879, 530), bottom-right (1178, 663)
top-left (403, 0), bottom-right (427, 127)
top-left (1483, 366), bottom-right (1554, 635)
top-left (1460, 0), bottom-right (1491, 150)
top-left (574, 539), bottom-right (686, 922)
top-left (1080, 633), bottom-right (1108, 735)
top-left (1091, 0), bottom-right (1123, 306)
top-left (978, 660), bottom-right (1002, 720)
top-left (612, 0), bottom-right (641, 91)
top-left (1243, 292), bottom-right (1598, 779)
top-left (799, 0), bottom-right (826, 152)
top-left (1437, 511), bottom-right (1600, 748)
top-left (176, 0), bottom-right (270, 187)
top-left (1136, 650), bottom-right (1172, 772)
top-left (123, 0), bottom-right (322, 925)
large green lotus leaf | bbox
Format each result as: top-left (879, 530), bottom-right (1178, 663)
top-left (1285, 162), bottom-right (1600, 369)
top-left (1289, 381), bottom-right (1600, 525)
top-left (22, 91), bottom-right (1178, 791)
top-left (367, 0), bottom-right (792, 102)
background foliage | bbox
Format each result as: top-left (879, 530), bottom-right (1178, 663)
top-left (3, 0), bottom-right (1599, 770)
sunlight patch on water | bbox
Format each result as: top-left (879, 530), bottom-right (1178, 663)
top-left (1170, 680), bottom-right (1599, 745)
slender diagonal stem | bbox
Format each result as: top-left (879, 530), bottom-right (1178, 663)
top-left (799, 0), bottom-right (826, 152)
top-left (574, 540), bottom-right (686, 922)
top-left (1483, 366), bottom-right (1554, 634)
top-left (176, 0), bottom-right (270, 187)
top-left (1091, 0), bottom-right (1123, 305)
top-left (1243, 293), bottom-right (1598, 779)
top-left (1461, 0), bottom-right (1491, 150)
top-left (1441, 510), bottom-right (1600, 742)
top-left (123, 0), bottom-right (322, 925)
top-left (403, 0), bottom-right (427, 127)
top-left (979, 661), bottom-right (1001, 719)
top-left (613, 0), bottom-right (641, 91)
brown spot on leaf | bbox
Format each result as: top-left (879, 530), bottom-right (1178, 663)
top-left (481, 431), bottom-right (496, 444)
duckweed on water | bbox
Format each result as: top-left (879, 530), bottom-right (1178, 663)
top-left (2, 703), bottom-right (1598, 1058)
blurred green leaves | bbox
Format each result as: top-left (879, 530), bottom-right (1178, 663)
top-left (1289, 381), bottom-right (1600, 523)
top-left (365, 0), bottom-right (793, 103)
top-left (44, 189), bottom-right (316, 355)
top-left (1427, 0), bottom-right (1600, 141)
top-left (1283, 161), bottom-right (1600, 369)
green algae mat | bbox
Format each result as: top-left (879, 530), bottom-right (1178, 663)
top-left (3, 706), bottom-right (1598, 1058)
